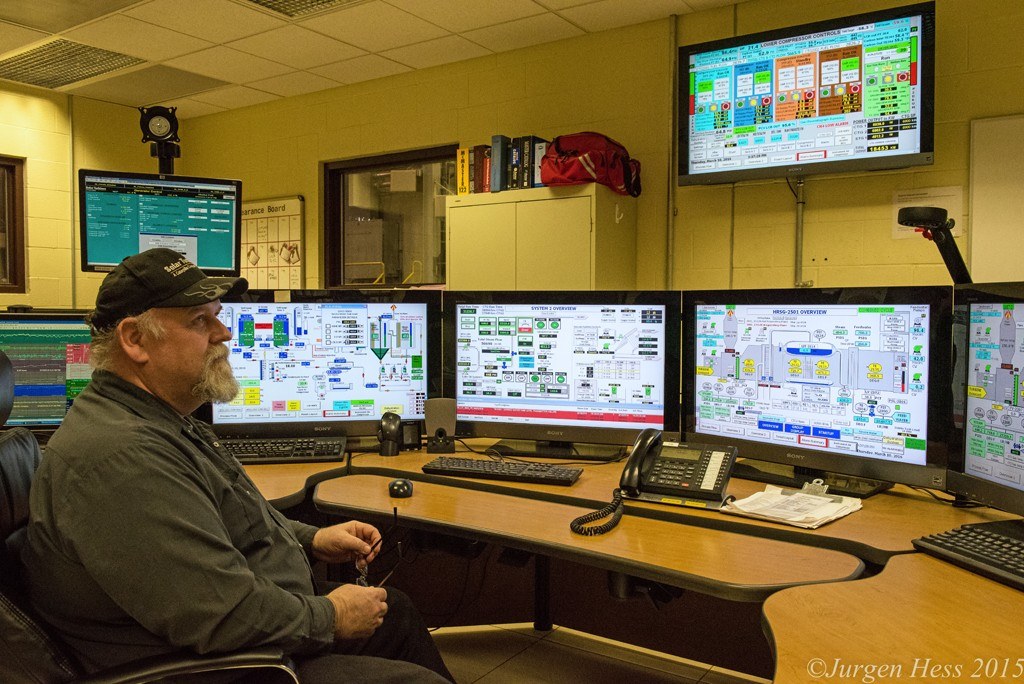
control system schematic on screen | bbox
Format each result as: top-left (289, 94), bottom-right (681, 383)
top-left (693, 303), bottom-right (931, 464)
top-left (686, 13), bottom-right (924, 175)
top-left (964, 303), bottom-right (1024, 492)
top-left (213, 302), bottom-right (428, 424)
top-left (455, 303), bottom-right (667, 429)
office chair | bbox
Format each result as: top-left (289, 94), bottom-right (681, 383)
top-left (0, 350), bottom-right (299, 683)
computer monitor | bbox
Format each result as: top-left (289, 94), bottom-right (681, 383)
top-left (946, 282), bottom-right (1024, 520)
top-left (0, 311), bottom-right (91, 439)
top-left (196, 289), bottom-right (441, 445)
top-left (443, 291), bottom-right (681, 460)
top-left (682, 286), bottom-right (952, 497)
top-left (678, 2), bottom-right (935, 185)
top-left (79, 169), bottom-right (241, 276)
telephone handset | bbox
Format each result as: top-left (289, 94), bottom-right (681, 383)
top-left (619, 428), bottom-right (737, 507)
top-left (570, 429), bottom-right (738, 536)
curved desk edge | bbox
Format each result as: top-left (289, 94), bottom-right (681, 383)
top-left (315, 474), bottom-right (864, 603)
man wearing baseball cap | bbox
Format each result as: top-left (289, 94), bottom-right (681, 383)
top-left (22, 249), bottom-right (452, 683)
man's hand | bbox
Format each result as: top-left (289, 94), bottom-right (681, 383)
top-left (325, 584), bottom-right (388, 639)
top-left (311, 520), bottom-right (382, 566)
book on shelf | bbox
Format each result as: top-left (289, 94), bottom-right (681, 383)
top-left (517, 135), bottom-right (549, 188)
top-left (456, 147), bottom-right (470, 195)
top-left (532, 138), bottom-right (549, 187)
top-left (509, 137), bottom-right (522, 189)
top-left (471, 144), bottom-right (490, 194)
top-left (481, 147), bottom-right (492, 192)
top-left (490, 135), bottom-right (510, 192)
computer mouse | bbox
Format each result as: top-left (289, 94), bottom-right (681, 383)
top-left (388, 478), bottom-right (413, 498)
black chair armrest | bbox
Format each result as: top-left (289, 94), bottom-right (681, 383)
top-left (79, 647), bottom-right (298, 684)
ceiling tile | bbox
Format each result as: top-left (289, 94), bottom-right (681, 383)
top-left (309, 53), bottom-right (410, 85)
top-left (188, 85), bottom-right (281, 109)
top-left (0, 0), bottom-right (139, 33)
top-left (227, 25), bottom-right (364, 69)
top-left (463, 13), bottom-right (584, 52)
top-left (385, 0), bottom-right (547, 33)
top-left (0, 21), bottom-right (48, 56)
top-left (165, 46), bottom-right (294, 84)
top-left (62, 64), bottom-right (230, 107)
top-left (248, 70), bottom-right (341, 97)
top-left (159, 97), bottom-right (228, 119)
top-left (382, 35), bottom-right (491, 70)
top-left (558, 0), bottom-right (693, 32)
top-left (63, 16), bottom-right (213, 62)
top-left (299, 1), bottom-right (448, 53)
top-left (532, 0), bottom-right (596, 10)
top-left (125, 0), bottom-right (287, 43)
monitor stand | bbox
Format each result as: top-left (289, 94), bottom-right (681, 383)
top-left (731, 459), bottom-right (893, 499)
top-left (489, 439), bottom-right (626, 462)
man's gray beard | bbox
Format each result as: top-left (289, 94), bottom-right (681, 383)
top-left (192, 345), bottom-right (239, 404)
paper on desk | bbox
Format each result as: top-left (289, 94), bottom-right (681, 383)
top-left (722, 485), bottom-right (861, 529)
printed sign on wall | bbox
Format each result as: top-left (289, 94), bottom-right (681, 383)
top-left (241, 196), bottom-right (304, 289)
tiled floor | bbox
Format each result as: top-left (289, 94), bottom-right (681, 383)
top-left (432, 624), bottom-right (770, 684)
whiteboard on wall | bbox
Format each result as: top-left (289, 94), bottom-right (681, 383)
top-left (241, 196), bottom-right (304, 290)
top-left (970, 116), bottom-right (1024, 282)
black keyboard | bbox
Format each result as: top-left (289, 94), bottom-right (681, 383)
top-left (422, 456), bottom-right (582, 486)
top-left (221, 437), bottom-right (347, 464)
top-left (913, 520), bottom-right (1024, 592)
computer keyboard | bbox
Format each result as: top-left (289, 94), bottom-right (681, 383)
top-left (221, 437), bottom-right (347, 464)
top-left (422, 456), bottom-right (583, 486)
top-left (912, 520), bottom-right (1024, 592)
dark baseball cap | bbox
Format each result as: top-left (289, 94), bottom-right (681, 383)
top-left (90, 248), bottom-right (247, 331)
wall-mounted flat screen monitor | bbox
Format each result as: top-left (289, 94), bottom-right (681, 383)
top-left (682, 286), bottom-right (951, 497)
top-left (678, 2), bottom-right (935, 185)
top-left (0, 311), bottom-right (91, 441)
top-left (79, 169), bottom-right (241, 276)
top-left (195, 289), bottom-right (441, 445)
top-left (947, 283), bottom-right (1024, 519)
top-left (443, 291), bottom-right (681, 460)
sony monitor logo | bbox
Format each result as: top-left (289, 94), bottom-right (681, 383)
top-left (785, 452), bottom-right (806, 461)
top-left (545, 430), bottom-right (564, 437)
top-left (313, 426), bottom-right (333, 432)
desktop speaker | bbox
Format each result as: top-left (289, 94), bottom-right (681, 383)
top-left (424, 398), bottom-right (456, 453)
top-left (377, 411), bottom-right (401, 457)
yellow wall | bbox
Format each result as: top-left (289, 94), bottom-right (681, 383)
top-left (0, 82), bottom-right (72, 309)
top-left (2, 0), bottom-right (1022, 309)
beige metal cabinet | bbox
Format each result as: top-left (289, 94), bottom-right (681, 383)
top-left (445, 184), bottom-right (636, 290)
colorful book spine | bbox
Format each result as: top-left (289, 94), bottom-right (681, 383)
top-left (490, 135), bottom-right (510, 192)
top-left (509, 137), bottom-right (522, 189)
top-left (456, 146), bottom-right (470, 195)
top-left (482, 147), bottom-right (492, 193)
top-left (471, 144), bottom-right (489, 193)
top-left (532, 138), bottom-right (549, 187)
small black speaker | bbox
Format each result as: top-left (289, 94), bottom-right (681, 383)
top-left (424, 398), bottom-right (456, 453)
top-left (377, 411), bottom-right (401, 456)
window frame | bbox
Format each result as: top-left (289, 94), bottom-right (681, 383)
top-left (322, 144), bottom-right (457, 288)
top-left (0, 154), bottom-right (26, 294)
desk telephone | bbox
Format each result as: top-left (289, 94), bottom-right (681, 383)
top-left (569, 428), bottom-right (739, 536)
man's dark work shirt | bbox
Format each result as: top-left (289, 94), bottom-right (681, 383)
top-left (23, 370), bottom-right (335, 672)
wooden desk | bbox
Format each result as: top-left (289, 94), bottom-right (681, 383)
top-left (314, 473), bottom-right (862, 602)
top-left (243, 461), bottom-right (347, 508)
top-left (342, 445), bottom-right (1017, 565)
top-left (764, 554), bottom-right (1024, 683)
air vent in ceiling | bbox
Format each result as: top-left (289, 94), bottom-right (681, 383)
top-left (247, 0), bottom-right (367, 18)
top-left (0, 39), bottom-right (143, 89)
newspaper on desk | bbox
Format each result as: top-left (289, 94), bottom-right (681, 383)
top-left (722, 483), bottom-right (862, 529)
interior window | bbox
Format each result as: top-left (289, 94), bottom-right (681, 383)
top-left (323, 145), bottom-right (457, 287)
top-left (0, 155), bottom-right (26, 293)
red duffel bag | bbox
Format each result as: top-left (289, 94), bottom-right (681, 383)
top-left (540, 132), bottom-right (641, 197)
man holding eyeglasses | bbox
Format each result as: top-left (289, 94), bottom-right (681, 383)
top-left (23, 249), bottom-right (453, 683)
